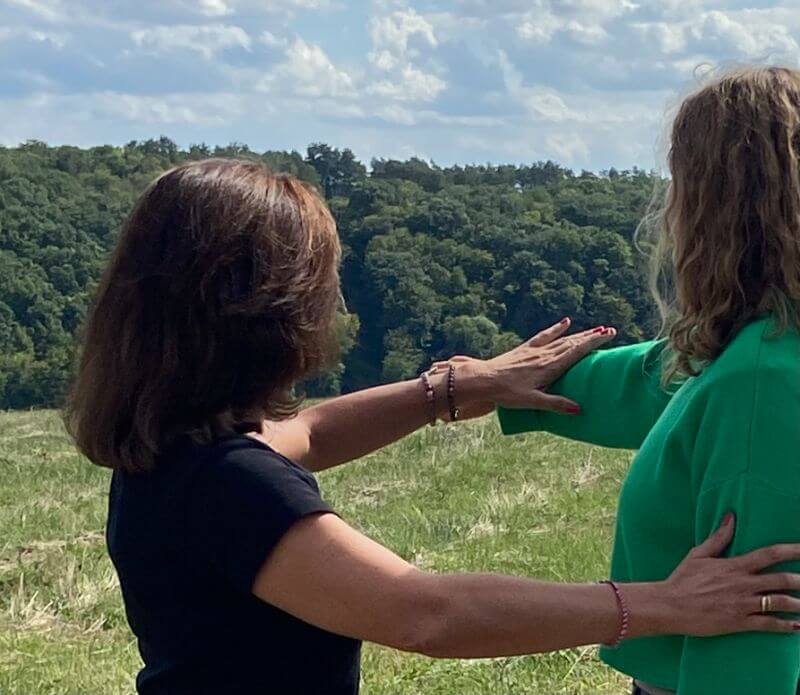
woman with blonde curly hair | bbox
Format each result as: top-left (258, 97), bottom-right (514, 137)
top-left (499, 66), bottom-right (800, 695)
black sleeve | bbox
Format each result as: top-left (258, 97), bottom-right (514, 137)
top-left (189, 446), bottom-right (333, 594)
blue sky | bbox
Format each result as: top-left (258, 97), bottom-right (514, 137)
top-left (1, 0), bottom-right (798, 170)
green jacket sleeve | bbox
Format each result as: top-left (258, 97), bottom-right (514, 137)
top-left (677, 366), bottom-right (800, 695)
top-left (496, 340), bottom-right (672, 450)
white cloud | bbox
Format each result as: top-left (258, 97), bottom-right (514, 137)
top-left (694, 10), bottom-right (798, 58)
top-left (563, 20), bottom-right (609, 45)
top-left (313, 99), bottom-right (365, 119)
top-left (8, 0), bottom-right (800, 171)
top-left (260, 38), bottom-right (355, 98)
top-left (369, 49), bottom-right (398, 71)
top-left (92, 91), bottom-right (245, 125)
top-left (28, 29), bottom-right (67, 46)
top-left (274, 0), bottom-right (330, 7)
top-left (370, 8), bottom-right (437, 53)
top-left (7, 68), bottom-right (56, 88)
top-left (630, 21), bottom-right (687, 54)
top-left (461, 0), bottom-right (636, 16)
top-left (182, 0), bottom-right (334, 14)
top-left (3, 0), bottom-right (65, 22)
top-left (627, 8), bottom-right (800, 71)
top-left (512, 1), bottom-right (800, 88)
top-left (367, 65), bottom-right (446, 102)
top-left (517, 11), bottom-right (562, 43)
top-left (368, 8), bottom-right (437, 69)
top-left (365, 7), bottom-right (447, 105)
top-left (4, 0), bottom-right (336, 24)
top-left (516, 0), bottom-right (636, 45)
top-left (373, 105), bottom-right (506, 128)
top-left (668, 55), bottom-right (716, 76)
top-left (497, 48), bottom-right (666, 137)
top-left (432, 113), bottom-right (505, 127)
top-left (0, 90), bottom-right (249, 149)
top-left (0, 26), bottom-right (67, 47)
top-left (254, 0), bottom-right (332, 11)
top-left (283, 38), bottom-right (354, 97)
top-left (197, 0), bottom-right (232, 17)
top-left (546, 133), bottom-right (590, 163)
top-left (376, 104), bottom-right (418, 125)
top-left (564, 0), bottom-right (638, 18)
top-left (524, 89), bottom-right (580, 122)
top-left (261, 30), bottom-right (288, 49)
top-left (131, 24), bottom-right (251, 59)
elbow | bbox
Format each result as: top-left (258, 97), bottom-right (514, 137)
top-left (389, 574), bottom-right (455, 658)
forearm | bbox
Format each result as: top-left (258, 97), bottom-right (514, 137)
top-left (287, 365), bottom-right (488, 472)
top-left (263, 321), bottom-right (616, 469)
top-left (415, 574), bottom-right (670, 658)
top-left (498, 340), bottom-right (670, 449)
top-left (258, 509), bottom-right (800, 663)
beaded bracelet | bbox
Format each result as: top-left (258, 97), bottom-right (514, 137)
top-left (446, 363), bottom-right (460, 422)
top-left (419, 368), bottom-right (437, 426)
top-left (598, 580), bottom-right (630, 648)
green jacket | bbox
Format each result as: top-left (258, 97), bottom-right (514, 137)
top-left (498, 317), bottom-right (800, 695)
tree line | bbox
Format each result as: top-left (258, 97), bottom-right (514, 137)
top-left (0, 137), bottom-right (660, 408)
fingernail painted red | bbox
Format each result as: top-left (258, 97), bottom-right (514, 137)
top-left (561, 317), bottom-right (570, 324)
top-left (566, 405), bottom-right (581, 414)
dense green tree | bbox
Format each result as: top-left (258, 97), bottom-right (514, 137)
top-left (306, 143), bottom-right (366, 198)
top-left (439, 315), bottom-right (499, 359)
top-left (304, 313), bottom-right (361, 396)
top-left (372, 158), bottom-right (445, 193)
top-left (0, 141), bottom-right (660, 408)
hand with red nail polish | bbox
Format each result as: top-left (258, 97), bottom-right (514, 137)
top-left (440, 318), bottom-right (617, 416)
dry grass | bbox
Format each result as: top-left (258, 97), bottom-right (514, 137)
top-left (0, 409), bottom-right (632, 694)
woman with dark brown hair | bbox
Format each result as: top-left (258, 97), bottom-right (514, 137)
top-left (499, 66), bottom-right (800, 695)
top-left (64, 157), bottom-right (800, 695)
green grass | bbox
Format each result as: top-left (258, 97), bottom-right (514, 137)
top-left (0, 409), bottom-right (633, 694)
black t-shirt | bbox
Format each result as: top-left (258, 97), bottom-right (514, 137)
top-left (106, 432), bottom-right (361, 695)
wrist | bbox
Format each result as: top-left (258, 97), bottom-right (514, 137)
top-left (456, 361), bottom-right (496, 403)
top-left (614, 582), bottom-right (675, 639)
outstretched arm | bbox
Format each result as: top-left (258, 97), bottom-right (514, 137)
top-left (497, 339), bottom-right (673, 450)
top-left (252, 512), bottom-right (800, 658)
top-left (260, 319), bottom-right (614, 471)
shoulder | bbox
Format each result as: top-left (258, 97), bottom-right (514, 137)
top-left (691, 317), bottom-right (800, 469)
top-left (187, 433), bottom-right (332, 531)
top-left (696, 318), bottom-right (799, 391)
top-left (195, 434), bottom-right (321, 496)
top-left (183, 434), bottom-right (333, 594)
top-left (678, 318), bottom-right (799, 440)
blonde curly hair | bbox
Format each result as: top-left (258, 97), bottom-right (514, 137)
top-left (641, 66), bottom-right (800, 383)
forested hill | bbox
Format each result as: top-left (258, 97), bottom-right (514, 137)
top-left (0, 138), bottom-right (660, 408)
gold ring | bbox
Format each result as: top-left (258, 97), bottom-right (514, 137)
top-left (761, 595), bottom-right (773, 613)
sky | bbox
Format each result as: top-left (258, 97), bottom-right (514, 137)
top-left (0, 0), bottom-right (799, 171)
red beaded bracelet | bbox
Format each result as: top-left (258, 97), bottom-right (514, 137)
top-left (598, 580), bottom-right (630, 648)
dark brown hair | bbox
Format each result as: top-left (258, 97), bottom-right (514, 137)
top-left (63, 158), bottom-right (342, 472)
top-left (641, 66), bottom-right (800, 382)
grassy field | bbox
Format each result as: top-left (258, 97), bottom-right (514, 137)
top-left (0, 408), bottom-right (633, 695)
